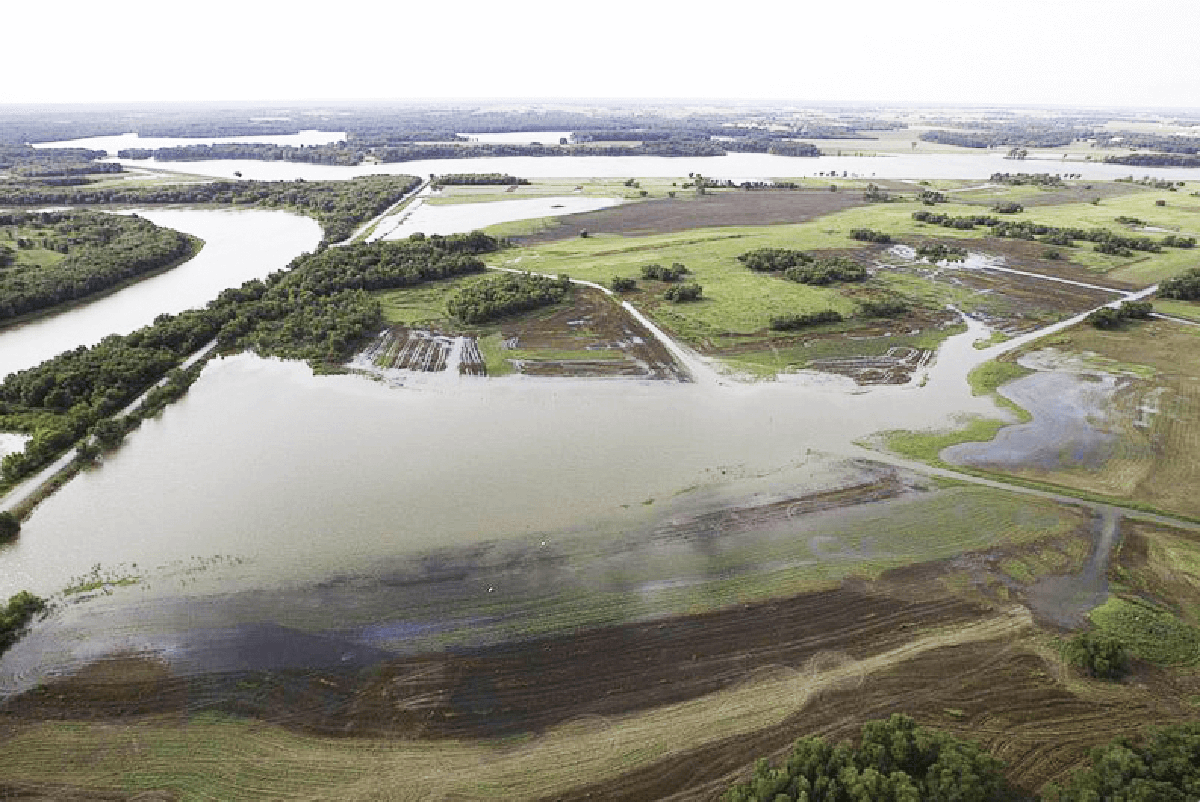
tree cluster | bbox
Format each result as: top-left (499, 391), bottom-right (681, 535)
top-left (992, 202), bottom-right (1025, 214)
top-left (849, 228), bottom-right (893, 244)
top-left (0, 590), bottom-right (45, 656)
top-left (0, 211), bottom-right (198, 324)
top-left (611, 276), bottom-right (637, 292)
top-left (723, 714), bottom-right (1015, 802)
top-left (919, 124), bottom-right (1083, 148)
top-left (1063, 631), bottom-right (1131, 678)
top-left (1158, 267), bottom-right (1200, 300)
top-left (769, 310), bottom-right (844, 330)
top-left (1086, 300), bottom-right (1153, 330)
top-left (0, 144), bottom-right (111, 176)
top-left (446, 272), bottom-right (570, 324)
top-left (989, 173), bottom-right (1066, 187)
top-left (664, 282), bottom-right (703, 302)
top-left (915, 243), bottom-right (967, 262)
top-left (783, 257), bottom-right (868, 286)
top-left (1045, 722), bottom-right (1200, 801)
top-left (641, 263), bottom-right (690, 282)
top-left (738, 248), bottom-right (813, 272)
top-left (912, 210), bottom-right (1002, 229)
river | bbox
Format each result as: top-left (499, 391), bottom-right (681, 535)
top-left (0, 209), bottom-right (321, 380)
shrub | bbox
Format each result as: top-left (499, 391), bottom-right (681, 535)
top-left (858, 297), bottom-right (910, 318)
top-left (642, 263), bottom-right (689, 282)
top-left (664, 282), bottom-right (702, 302)
top-left (0, 511), bottom-right (19, 541)
top-left (769, 310), bottom-right (843, 330)
top-left (1159, 267), bottom-right (1200, 300)
top-left (737, 248), bottom-right (811, 272)
top-left (610, 276), bottom-right (637, 292)
top-left (1064, 631), bottom-right (1130, 679)
top-left (849, 228), bottom-right (893, 244)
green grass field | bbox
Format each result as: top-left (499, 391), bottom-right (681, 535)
top-left (495, 226), bottom-right (881, 349)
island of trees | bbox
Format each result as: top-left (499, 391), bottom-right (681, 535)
top-left (0, 210), bottom-right (200, 325)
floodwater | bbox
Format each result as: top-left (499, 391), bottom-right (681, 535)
top-left (943, 369), bottom-right (1122, 472)
top-left (32, 130), bottom-right (346, 156)
top-left (113, 151), bottom-right (1200, 183)
top-left (372, 195), bottom-right (623, 240)
top-left (0, 332), bottom-right (1001, 603)
top-left (0, 209), bottom-right (321, 380)
top-left (0, 172), bottom-right (1107, 693)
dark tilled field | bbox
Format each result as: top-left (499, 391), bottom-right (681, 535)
top-left (0, 587), bottom-right (988, 741)
top-left (511, 191), bottom-right (868, 244)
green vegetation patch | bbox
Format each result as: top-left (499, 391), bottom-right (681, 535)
top-left (724, 714), bottom-right (1013, 802)
top-left (880, 358), bottom-right (1032, 463)
top-left (1088, 595), bottom-right (1200, 666)
top-left (0, 590), bottom-right (45, 656)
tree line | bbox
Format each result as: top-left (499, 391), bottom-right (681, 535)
top-left (431, 173), bottom-right (530, 187)
top-left (0, 211), bottom-right (199, 324)
top-left (911, 210), bottom-right (1195, 254)
top-left (0, 175), bottom-right (420, 247)
top-left (1105, 152), bottom-right (1200, 168)
top-left (724, 713), bottom-right (1200, 801)
top-left (116, 137), bottom-right (824, 166)
top-left (989, 173), bottom-right (1066, 186)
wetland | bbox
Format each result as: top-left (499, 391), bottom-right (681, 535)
top-left (5, 109), bottom-right (1200, 799)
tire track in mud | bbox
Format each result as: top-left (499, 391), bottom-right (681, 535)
top-left (543, 612), bottom-right (1189, 802)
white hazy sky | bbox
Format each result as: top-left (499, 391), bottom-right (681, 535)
top-left (5, 0), bottom-right (1199, 109)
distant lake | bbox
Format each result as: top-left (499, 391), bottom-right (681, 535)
top-left (32, 130), bottom-right (346, 156)
top-left (114, 150), bottom-right (1200, 182)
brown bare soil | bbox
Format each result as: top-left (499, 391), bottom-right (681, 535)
top-left (548, 635), bottom-right (1200, 802)
top-left (0, 782), bottom-right (176, 801)
top-left (8, 516), bottom-right (1199, 800)
top-left (494, 286), bottom-right (686, 379)
top-left (511, 191), bottom-right (868, 244)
